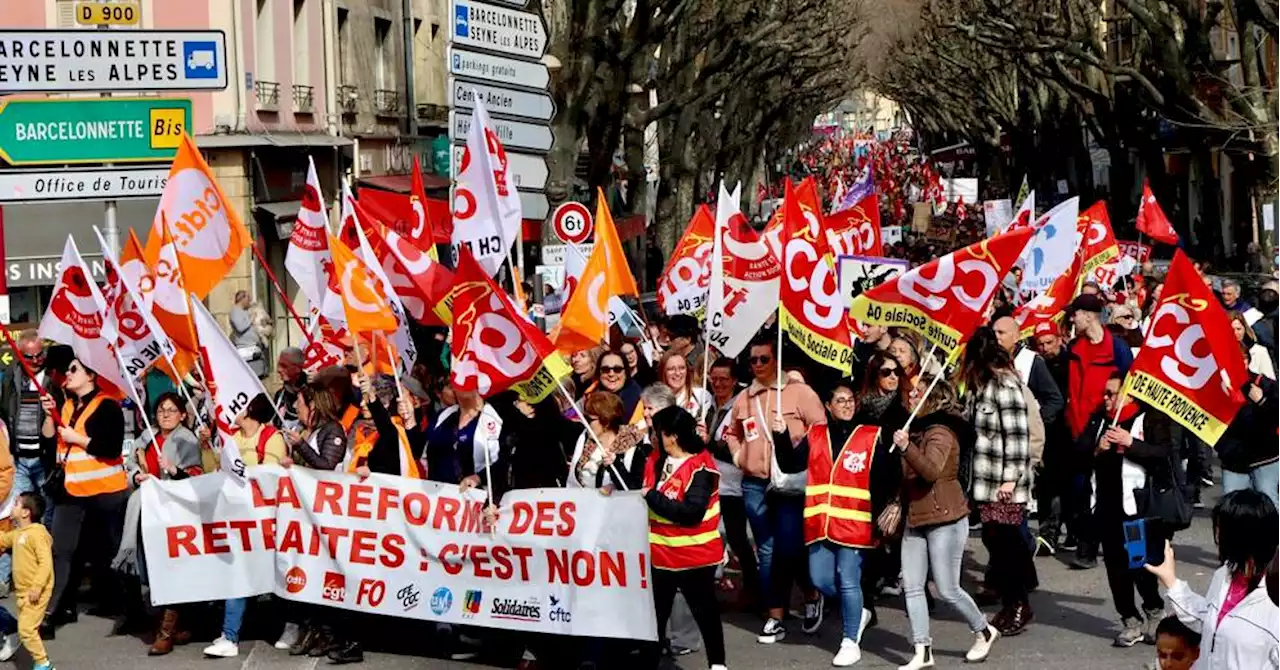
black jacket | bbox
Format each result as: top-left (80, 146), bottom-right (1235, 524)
top-left (1021, 349), bottom-right (1064, 426)
top-left (1078, 407), bottom-right (1177, 517)
top-left (0, 364), bottom-right (58, 461)
top-left (1216, 375), bottom-right (1278, 473)
top-left (643, 451), bottom-right (718, 527)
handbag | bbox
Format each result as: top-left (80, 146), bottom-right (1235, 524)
top-left (1135, 452), bottom-right (1194, 532)
top-left (42, 461), bottom-right (67, 504)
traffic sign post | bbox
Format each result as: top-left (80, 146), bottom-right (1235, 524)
top-left (449, 79), bottom-right (555, 121)
top-left (0, 97), bottom-right (191, 165)
top-left (452, 145), bottom-right (548, 190)
top-left (0, 167), bottom-right (168, 203)
top-left (450, 0), bottom-right (548, 59)
top-left (449, 111), bottom-right (552, 152)
top-left (447, 46), bottom-right (550, 89)
top-left (0, 30), bottom-right (228, 93)
top-left (552, 202), bottom-right (593, 244)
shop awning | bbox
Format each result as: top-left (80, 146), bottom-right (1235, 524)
top-left (195, 133), bottom-right (355, 149)
top-left (356, 173), bottom-right (450, 193)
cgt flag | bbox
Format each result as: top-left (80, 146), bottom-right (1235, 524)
top-left (1076, 200), bottom-right (1120, 277)
top-left (285, 157), bottom-right (346, 323)
top-left (450, 248), bottom-right (570, 402)
top-left (1136, 180), bottom-right (1179, 245)
top-left (657, 205), bottom-right (715, 316)
top-left (707, 183), bottom-right (780, 358)
top-left (779, 178), bottom-right (853, 373)
top-left (1122, 250), bottom-right (1246, 446)
top-left (94, 227), bottom-right (178, 381)
top-left (1014, 245), bottom-right (1084, 338)
top-left (826, 168), bottom-right (883, 258)
top-left (851, 225), bottom-right (1035, 361)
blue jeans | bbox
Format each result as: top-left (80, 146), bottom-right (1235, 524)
top-left (902, 516), bottom-right (988, 644)
top-left (0, 605), bottom-right (14, 634)
top-left (742, 477), bottom-right (810, 610)
top-left (222, 598), bottom-right (247, 643)
top-left (807, 542), bottom-right (864, 641)
top-left (1223, 462), bottom-right (1280, 508)
top-left (13, 458), bottom-right (52, 526)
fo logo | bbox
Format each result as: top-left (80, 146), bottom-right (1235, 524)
top-left (284, 567), bottom-right (307, 594)
top-left (322, 572), bottom-right (347, 603)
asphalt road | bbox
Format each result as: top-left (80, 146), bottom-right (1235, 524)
top-left (18, 496), bottom-right (1225, 670)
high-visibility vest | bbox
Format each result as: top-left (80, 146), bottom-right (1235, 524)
top-left (344, 407), bottom-right (422, 479)
top-left (58, 396), bottom-right (128, 497)
top-left (803, 424), bottom-right (879, 548)
top-left (643, 449), bottom-right (723, 570)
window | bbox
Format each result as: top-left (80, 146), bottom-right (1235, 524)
top-left (336, 7), bottom-right (349, 86)
top-left (255, 0), bottom-right (275, 82)
top-left (292, 0), bottom-right (308, 85)
top-left (375, 17), bottom-right (392, 91)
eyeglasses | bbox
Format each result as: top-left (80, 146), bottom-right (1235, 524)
top-left (831, 396), bottom-right (854, 405)
top-left (67, 364), bottom-right (82, 375)
top-left (1103, 390), bottom-right (1117, 398)
top-left (749, 355), bottom-right (773, 365)
top-left (1114, 314), bottom-right (1134, 322)
top-left (156, 406), bottom-right (182, 416)
top-left (879, 367), bottom-right (901, 378)
top-left (599, 365), bottom-right (626, 374)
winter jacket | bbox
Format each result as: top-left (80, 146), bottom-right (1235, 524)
top-left (900, 411), bottom-right (973, 529)
top-left (1166, 566), bottom-right (1279, 670)
top-left (1216, 374), bottom-right (1279, 473)
top-left (724, 377), bottom-right (826, 479)
top-left (966, 372), bottom-right (1031, 504)
top-left (1078, 406), bottom-right (1177, 518)
top-left (1066, 329), bottom-right (1133, 438)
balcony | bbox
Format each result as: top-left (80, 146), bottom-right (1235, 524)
top-left (292, 85), bottom-right (315, 113)
top-left (254, 81), bottom-right (280, 112)
top-left (374, 89), bottom-right (403, 117)
top-left (337, 85), bottom-right (359, 115)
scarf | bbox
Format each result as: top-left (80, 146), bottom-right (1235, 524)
top-left (860, 392), bottom-right (896, 421)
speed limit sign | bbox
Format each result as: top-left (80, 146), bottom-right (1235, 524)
top-left (552, 202), bottom-right (593, 244)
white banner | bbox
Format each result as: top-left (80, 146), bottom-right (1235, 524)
top-left (982, 199), bottom-right (1012, 237)
top-left (141, 467), bottom-right (658, 641)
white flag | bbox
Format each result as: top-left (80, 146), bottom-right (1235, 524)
top-left (1019, 196), bottom-right (1081, 294)
top-left (37, 237), bottom-right (130, 397)
top-left (451, 93), bottom-right (522, 276)
top-left (340, 183), bottom-right (418, 376)
top-left (93, 227), bottom-right (177, 381)
top-left (707, 182), bottom-right (780, 358)
top-left (285, 157), bottom-right (346, 323)
top-left (191, 296), bottom-right (268, 481)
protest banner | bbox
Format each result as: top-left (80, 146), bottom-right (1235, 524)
top-left (838, 255), bottom-right (909, 338)
top-left (142, 466), bottom-right (658, 641)
top-left (1118, 240), bottom-right (1152, 264)
top-left (707, 183), bottom-right (779, 358)
top-left (982, 199), bottom-right (1012, 237)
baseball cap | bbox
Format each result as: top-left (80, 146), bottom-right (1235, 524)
top-left (1033, 321), bottom-right (1060, 338)
top-left (1068, 293), bottom-right (1105, 314)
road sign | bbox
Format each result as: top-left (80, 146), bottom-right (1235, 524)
top-left (552, 202), bottom-right (593, 244)
top-left (75, 2), bottom-right (140, 25)
top-left (520, 191), bottom-right (549, 220)
top-left (0, 30), bottom-right (228, 93)
top-left (0, 167), bottom-right (168, 203)
top-left (449, 78), bottom-right (555, 121)
top-left (447, 46), bottom-right (550, 89)
top-left (453, 145), bottom-right (548, 190)
top-left (543, 243), bottom-right (594, 266)
top-left (0, 97), bottom-right (191, 165)
top-left (449, 111), bottom-right (552, 152)
top-left (451, 0), bottom-right (547, 59)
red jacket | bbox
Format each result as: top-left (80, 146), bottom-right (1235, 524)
top-left (1066, 329), bottom-right (1133, 438)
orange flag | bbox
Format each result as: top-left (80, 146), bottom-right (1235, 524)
top-left (328, 232), bottom-right (398, 334)
top-left (553, 189), bottom-right (638, 353)
top-left (137, 216), bottom-right (200, 380)
top-left (145, 133), bottom-right (251, 298)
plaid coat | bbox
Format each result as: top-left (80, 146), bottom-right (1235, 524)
top-left (965, 371), bottom-right (1031, 504)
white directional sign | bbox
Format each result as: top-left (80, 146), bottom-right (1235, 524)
top-left (0, 167), bottom-right (168, 203)
top-left (450, 111), bottom-right (552, 152)
top-left (448, 46), bottom-right (550, 89)
top-left (520, 191), bottom-right (549, 220)
top-left (453, 145), bottom-right (548, 191)
top-left (0, 30), bottom-right (228, 92)
top-left (449, 79), bottom-right (555, 121)
top-left (451, 0), bottom-right (547, 59)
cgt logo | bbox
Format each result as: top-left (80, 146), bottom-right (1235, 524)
top-left (284, 567), bottom-right (307, 594)
top-left (322, 572), bottom-right (346, 603)
top-left (547, 594), bottom-right (571, 623)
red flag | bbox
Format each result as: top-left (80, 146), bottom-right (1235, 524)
top-left (1123, 250), bottom-right (1245, 445)
top-left (1136, 180), bottom-right (1179, 245)
top-left (779, 178), bottom-right (853, 373)
top-left (1014, 245), bottom-right (1085, 337)
top-left (1077, 200), bottom-right (1120, 276)
top-left (450, 249), bottom-right (570, 402)
top-left (850, 225), bottom-right (1035, 360)
top-left (824, 199), bottom-right (883, 257)
top-left (656, 205), bottom-right (715, 315)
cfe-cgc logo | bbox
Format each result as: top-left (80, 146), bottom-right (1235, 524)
top-left (430, 587), bottom-right (453, 616)
top-left (284, 567), bottom-right (307, 594)
top-left (491, 596), bottom-right (541, 622)
top-left (322, 572), bottom-right (346, 603)
top-left (462, 590), bottom-right (483, 618)
top-left (398, 584), bottom-right (421, 612)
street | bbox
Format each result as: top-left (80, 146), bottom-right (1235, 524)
top-left (27, 495), bottom-right (1222, 670)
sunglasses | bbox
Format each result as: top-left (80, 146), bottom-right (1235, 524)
top-left (21, 352), bottom-right (44, 361)
top-left (599, 365), bottom-right (626, 374)
top-left (879, 367), bottom-right (901, 378)
top-left (749, 355), bottom-right (773, 365)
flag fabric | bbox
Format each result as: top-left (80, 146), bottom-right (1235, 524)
top-left (554, 189), bottom-right (638, 353)
top-left (1076, 200), bottom-right (1121, 277)
top-left (1015, 175), bottom-right (1029, 205)
top-left (285, 157), bottom-right (346, 323)
top-left (38, 237), bottom-right (128, 398)
top-left (779, 178), bottom-right (853, 373)
top-left (1007, 190), bottom-right (1035, 232)
top-left (191, 296), bottom-right (270, 480)
top-left (1014, 245), bottom-right (1084, 337)
top-left (119, 229), bottom-right (155, 311)
top-left (450, 249), bottom-right (570, 402)
top-left (409, 155), bottom-right (445, 248)
top-left (148, 216), bottom-right (201, 380)
top-left (707, 183), bottom-right (782, 358)
top-left (830, 179), bottom-right (847, 212)
top-left (345, 194), bottom-right (455, 326)
top-left (145, 133), bottom-right (251, 298)
top-left (302, 316), bottom-right (349, 374)
top-left (656, 205), bottom-right (715, 316)
top-left (327, 231), bottom-right (398, 335)
top-left (94, 227), bottom-right (177, 381)
top-left (1018, 196), bottom-right (1081, 294)
top-left (1123, 250), bottom-right (1246, 445)
top-left (1136, 180), bottom-right (1179, 245)
top-left (851, 226), bottom-right (1035, 360)
top-left (451, 94), bottom-right (521, 276)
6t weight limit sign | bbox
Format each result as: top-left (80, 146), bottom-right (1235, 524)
top-left (552, 202), bottom-right (592, 244)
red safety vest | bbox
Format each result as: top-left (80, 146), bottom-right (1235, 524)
top-left (803, 424), bottom-right (879, 548)
top-left (644, 450), bottom-right (723, 570)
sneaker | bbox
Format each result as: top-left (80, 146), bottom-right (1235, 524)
top-left (274, 622), bottom-right (300, 650)
top-left (1142, 607), bottom-right (1164, 644)
top-left (757, 618), bottom-right (786, 644)
top-left (32, 663), bottom-right (54, 670)
top-left (832, 638), bottom-right (861, 667)
top-left (965, 624), bottom-right (1000, 662)
top-left (1060, 535), bottom-right (1079, 552)
top-left (802, 595), bottom-right (825, 634)
top-left (1035, 536), bottom-right (1056, 557)
top-left (0, 633), bottom-right (17, 662)
top-left (203, 636), bottom-right (240, 658)
top-left (1069, 554), bottom-right (1098, 570)
top-left (880, 580), bottom-right (903, 597)
top-left (1113, 617), bottom-right (1144, 647)
top-left (856, 608), bottom-right (872, 644)
top-left (1199, 475), bottom-right (1213, 488)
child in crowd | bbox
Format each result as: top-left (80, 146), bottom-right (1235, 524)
top-left (0, 492), bottom-right (54, 670)
top-left (1154, 616), bottom-right (1200, 670)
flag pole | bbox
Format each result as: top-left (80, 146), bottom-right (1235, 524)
top-left (774, 317), bottom-right (783, 422)
top-left (0, 328), bottom-right (61, 427)
top-left (902, 354), bottom-right (947, 436)
top-left (248, 240), bottom-right (317, 349)
top-left (555, 378), bottom-right (630, 491)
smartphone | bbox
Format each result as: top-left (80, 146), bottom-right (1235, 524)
top-left (1123, 519), bottom-right (1148, 570)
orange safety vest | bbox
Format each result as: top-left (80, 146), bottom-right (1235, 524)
top-left (643, 449), bottom-right (723, 570)
top-left (344, 406), bottom-right (422, 479)
top-left (803, 424), bottom-right (879, 548)
top-left (58, 396), bottom-right (128, 497)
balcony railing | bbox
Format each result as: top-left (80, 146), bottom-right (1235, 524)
top-left (374, 89), bottom-right (402, 116)
top-left (292, 84), bottom-right (314, 113)
top-left (337, 85), bottom-right (359, 114)
top-left (254, 81), bottom-right (280, 111)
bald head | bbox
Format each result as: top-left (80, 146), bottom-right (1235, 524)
top-left (993, 316), bottom-right (1019, 353)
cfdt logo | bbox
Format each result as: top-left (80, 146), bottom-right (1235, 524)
top-left (284, 567), bottom-right (307, 594)
top-left (430, 587), bottom-right (454, 616)
top-left (322, 572), bottom-right (346, 603)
